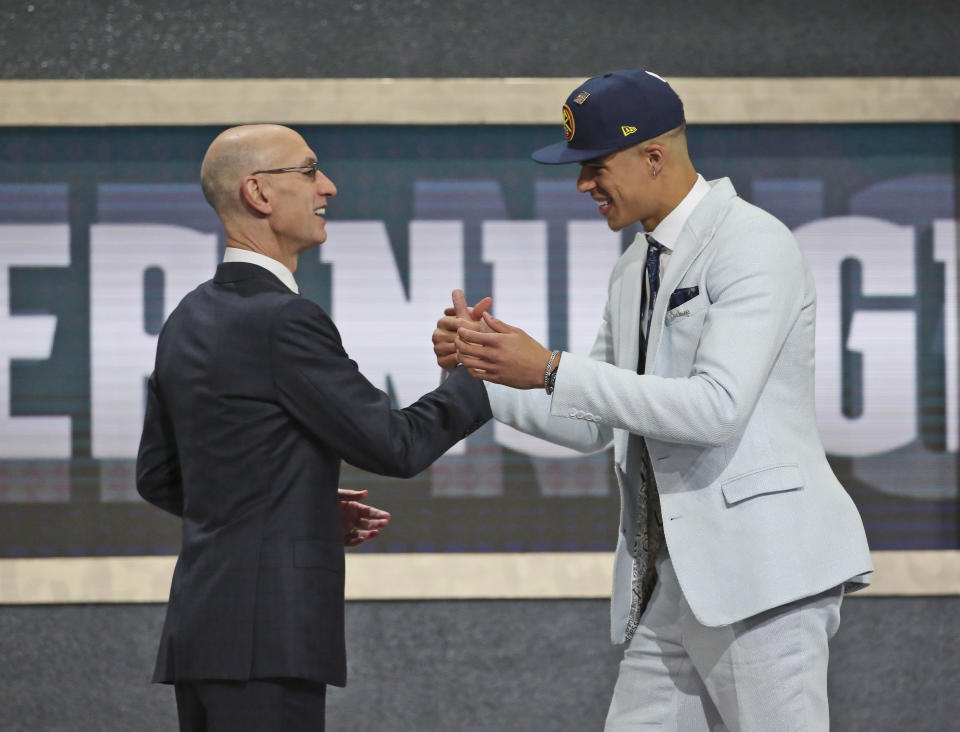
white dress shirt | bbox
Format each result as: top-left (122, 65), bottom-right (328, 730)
top-left (647, 173), bottom-right (711, 280)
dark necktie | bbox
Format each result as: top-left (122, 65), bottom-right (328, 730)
top-left (637, 235), bottom-right (663, 374)
top-left (626, 234), bottom-right (666, 641)
top-left (645, 235), bottom-right (664, 340)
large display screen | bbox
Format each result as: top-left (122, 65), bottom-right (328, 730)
top-left (0, 123), bottom-right (956, 556)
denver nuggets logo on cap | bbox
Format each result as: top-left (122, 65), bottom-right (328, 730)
top-left (562, 104), bottom-right (575, 141)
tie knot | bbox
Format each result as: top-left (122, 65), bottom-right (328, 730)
top-left (645, 234), bottom-right (663, 254)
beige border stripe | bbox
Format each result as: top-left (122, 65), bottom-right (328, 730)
top-left (0, 551), bottom-right (957, 604)
top-left (1, 78), bottom-right (959, 126)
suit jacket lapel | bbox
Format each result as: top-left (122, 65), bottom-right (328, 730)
top-left (645, 178), bottom-right (739, 368)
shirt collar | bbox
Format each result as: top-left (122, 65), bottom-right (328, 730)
top-left (648, 173), bottom-right (710, 252)
top-left (222, 247), bottom-right (300, 294)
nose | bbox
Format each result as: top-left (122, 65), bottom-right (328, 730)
top-left (317, 172), bottom-right (337, 198)
top-left (576, 167), bottom-right (595, 193)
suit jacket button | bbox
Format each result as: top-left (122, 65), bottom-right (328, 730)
top-left (568, 408), bottom-right (577, 417)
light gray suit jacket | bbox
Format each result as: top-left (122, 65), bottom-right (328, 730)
top-left (487, 178), bottom-right (873, 642)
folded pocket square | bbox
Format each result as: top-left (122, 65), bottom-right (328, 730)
top-left (668, 286), bottom-right (699, 310)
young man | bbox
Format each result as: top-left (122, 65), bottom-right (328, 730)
top-left (435, 71), bottom-right (872, 730)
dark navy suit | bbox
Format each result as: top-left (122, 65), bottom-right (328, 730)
top-left (137, 261), bottom-right (490, 692)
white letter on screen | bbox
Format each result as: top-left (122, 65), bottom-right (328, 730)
top-left (933, 219), bottom-right (958, 452)
top-left (795, 216), bottom-right (916, 456)
top-left (90, 224), bottom-right (217, 458)
top-left (0, 225), bottom-right (71, 458)
top-left (320, 221), bottom-right (468, 449)
top-left (483, 220), bottom-right (583, 458)
top-left (567, 221), bottom-right (620, 356)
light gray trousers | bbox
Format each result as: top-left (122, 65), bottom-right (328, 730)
top-left (605, 553), bottom-right (842, 731)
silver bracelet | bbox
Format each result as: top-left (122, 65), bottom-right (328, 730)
top-left (544, 350), bottom-right (561, 394)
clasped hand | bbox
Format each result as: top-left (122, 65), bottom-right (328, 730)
top-left (431, 289), bottom-right (553, 389)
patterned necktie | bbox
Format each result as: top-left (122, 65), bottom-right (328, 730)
top-left (625, 234), bottom-right (666, 641)
top-left (645, 235), bottom-right (664, 340)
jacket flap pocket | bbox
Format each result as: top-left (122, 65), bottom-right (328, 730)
top-left (721, 464), bottom-right (803, 506)
top-left (294, 538), bottom-right (345, 572)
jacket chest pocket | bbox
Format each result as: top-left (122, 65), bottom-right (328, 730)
top-left (659, 293), bottom-right (708, 374)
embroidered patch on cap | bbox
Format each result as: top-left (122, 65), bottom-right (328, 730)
top-left (621, 125), bottom-right (638, 136)
top-left (573, 91), bottom-right (590, 105)
top-left (562, 104), bottom-right (575, 141)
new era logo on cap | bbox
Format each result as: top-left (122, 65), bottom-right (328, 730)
top-left (531, 70), bottom-right (685, 165)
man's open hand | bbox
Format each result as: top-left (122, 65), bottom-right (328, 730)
top-left (338, 489), bottom-right (391, 547)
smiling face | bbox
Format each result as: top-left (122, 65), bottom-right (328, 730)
top-left (254, 127), bottom-right (338, 255)
top-left (576, 144), bottom-right (661, 232)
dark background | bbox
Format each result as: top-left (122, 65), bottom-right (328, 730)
top-left (1, 597), bottom-right (958, 731)
top-left (2, 0), bottom-right (959, 79)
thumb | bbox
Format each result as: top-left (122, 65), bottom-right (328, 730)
top-left (338, 488), bottom-right (368, 502)
top-left (451, 289), bottom-right (469, 318)
top-left (481, 311), bottom-right (513, 333)
top-left (470, 297), bottom-right (493, 321)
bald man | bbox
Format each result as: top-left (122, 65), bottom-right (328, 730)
top-left (435, 71), bottom-right (872, 730)
top-left (137, 125), bottom-right (491, 731)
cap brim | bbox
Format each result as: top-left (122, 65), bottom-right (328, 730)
top-left (530, 140), bottom-right (622, 165)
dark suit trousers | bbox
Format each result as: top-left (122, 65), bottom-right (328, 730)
top-left (174, 679), bottom-right (326, 731)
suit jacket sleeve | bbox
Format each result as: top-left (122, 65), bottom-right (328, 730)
top-left (272, 297), bottom-right (490, 477)
top-left (136, 371), bottom-right (185, 516)
top-left (484, 295), bottom-right (615, 453)
top-left (550, 221), bottom-right (805, 447)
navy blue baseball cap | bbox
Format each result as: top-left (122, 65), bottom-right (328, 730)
top-left (531, 70), bottom-right (685, 165)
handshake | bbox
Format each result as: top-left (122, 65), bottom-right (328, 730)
top-left (431, 289), bottom-right (560, 391)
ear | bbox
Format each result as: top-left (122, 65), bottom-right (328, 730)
top-left (644, 143), bottom-right (665, 177)
top-left (240, 175), bottom-right (272, 215)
